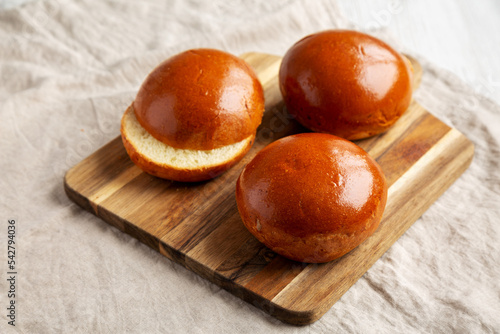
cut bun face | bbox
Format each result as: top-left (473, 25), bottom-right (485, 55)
top-left (279, 30), bottom-right (413, 140)
top-left (121, 105), bottom-right (254, 182)
top-left (235, 133), bottom-right (388, 263)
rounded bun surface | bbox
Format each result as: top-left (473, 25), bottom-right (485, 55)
top-left (121, 105), bottom-right (254, 182)
top-left (279, 30), bottom-right (413, 140)
top-left (134, 48), bottom-right (265, 151)
top-left (235, 133), bottom-right (388, 263)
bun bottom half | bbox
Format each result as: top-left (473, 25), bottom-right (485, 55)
top-left (121, 105), bottom-right (254, 182)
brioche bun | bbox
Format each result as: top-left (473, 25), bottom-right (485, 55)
top-left (279, 30), bottom-right (413, 140)
top-left (121, 48), bottom-right (264, 182)
top-left (235, 133), bottom-right (388, 263)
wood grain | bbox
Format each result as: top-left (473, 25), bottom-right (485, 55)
top-left (64, 53), bottom-right (474, 325)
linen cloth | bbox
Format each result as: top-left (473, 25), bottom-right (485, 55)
top-left (0, 0), bottom-right (499, 332)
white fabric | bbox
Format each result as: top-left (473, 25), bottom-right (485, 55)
top-left (0, 0), bottom-right (499, 332)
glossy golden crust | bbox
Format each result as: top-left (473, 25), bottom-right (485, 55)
top-left (134, 48), bottom-right (265, 150)
top-left (279, 30), bottom-right (413, 140)
top-left (235, 133), bottom-right (388, 263)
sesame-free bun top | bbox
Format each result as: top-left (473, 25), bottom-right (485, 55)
top-left (134, 48), bottom-right (265, 151)
top-left (279, 30), bottom-right (413, 140)
top-left (236, 133), bottom-right (388, 263)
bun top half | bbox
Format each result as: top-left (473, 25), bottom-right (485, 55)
top-left (134, 49), bottom-right (265, 151)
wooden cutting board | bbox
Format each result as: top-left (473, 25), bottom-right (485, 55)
top-left (64, 53), bottom-right (474, 325)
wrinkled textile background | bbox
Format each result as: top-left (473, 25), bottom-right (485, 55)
top-left (0, 0), bottom-right (499, 333)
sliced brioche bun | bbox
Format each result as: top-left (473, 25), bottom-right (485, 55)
top-left (121, 105), bottom-right (255, 182)
top-left (235, 133), bottom-right (388, 263)
top-left (279, 30), bottom-right (413, 140)
top-left (121, 48), bottom-right (264, 182)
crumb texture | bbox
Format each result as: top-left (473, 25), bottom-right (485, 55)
top-left (122, 107), bottom-right (251, 169)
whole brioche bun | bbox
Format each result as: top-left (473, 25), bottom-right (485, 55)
top-left (121, 48), bottom-right (264, 182)
top-left (235, 133), bottom-right (388, 263)
top-left (279, 30), bottom-right (413, 140)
